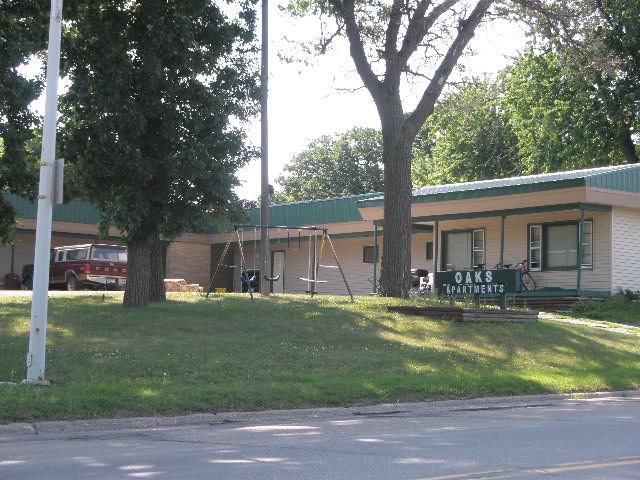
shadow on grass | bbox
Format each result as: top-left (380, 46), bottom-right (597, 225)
top-left (1, 293), bottom-right (639, 422)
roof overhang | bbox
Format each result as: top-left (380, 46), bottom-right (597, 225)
top-left (359, 183), bottom-right (640, 225)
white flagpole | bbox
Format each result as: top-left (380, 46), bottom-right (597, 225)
top-left (26, 0), bottom-right (63, 384)
top-left (260, 0), bottom-right (270, 295)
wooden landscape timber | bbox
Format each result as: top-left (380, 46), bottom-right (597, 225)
top-left (388, 305), bottom-right (538, 323)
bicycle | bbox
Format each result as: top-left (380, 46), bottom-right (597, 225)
top-left (495, 259), bottom-right (536, 291)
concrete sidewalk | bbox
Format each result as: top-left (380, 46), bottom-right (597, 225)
top-left (0, 289), bottom-right (121, 297)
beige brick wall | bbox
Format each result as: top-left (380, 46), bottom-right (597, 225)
top-left (165, 242), bottom-right (211, 288)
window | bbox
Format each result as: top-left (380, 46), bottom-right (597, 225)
top-left (65, 249), bottom-right (88, 260)
top-left (442, 229), bottom-right (484, 270)
top-left (547, 224), bottom-right (577, 268)
top-left (426, 242), bottom-right (434, 260)
top-left (528, 220), bottom-right (593, 270)
top-left (472, 230), bottom-right (484, 268)
top-left (92, 245), bottom-right (127, 261)
top-left (528, 225), bottom-right (542, 271)
top-left (581, 221), bottom-right (593, 268)
top-left (363, 245), bottom-right (377, 263)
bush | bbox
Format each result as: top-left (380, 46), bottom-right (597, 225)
top-left (571, 300), bottom-right (604, 315)
top-left (617, 288), bottom-right (640, 302)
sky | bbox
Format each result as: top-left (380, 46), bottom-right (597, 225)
top-left (236, 5), bottom-right (530, 201)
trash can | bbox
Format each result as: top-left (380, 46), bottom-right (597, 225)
top-left (410, 268), bottom-right (429, 289)
top-left (240, 269), bottom-right (260, 293)
top-left (4, 273), bottom-right (21, 290)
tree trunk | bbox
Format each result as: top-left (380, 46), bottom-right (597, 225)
top-left (620, 127), bottom-right (639, 163)
top-left (378, 116), bottom-right (414, 297)
top-left (123, 236), bottom-right (153, 308)
top-left (149, 236), bottom-right (166, 303)
top-left (124, 233), bottom-right (166, 307)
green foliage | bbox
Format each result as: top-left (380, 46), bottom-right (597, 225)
top-left (412, 0), bottom-right (640, 188)
top-left (570, 299), bottom-right (607, 315)
top-left (412, 38), bottom-right (639, 188)
top-left (0, 0), bottom-right (48, 243)
top-left (275, 127), bottom-right (384, 202)
top-left (412, 78), bottom-right (521, 187)
top-left (502, 48), bottom-right (626, 174)
top-left (60, 1), bottom-right (259, 240)
top-left (594, 0), bottom-right (640, 162)
top-left (571, 293), bottom-right (640, 325)
top-left (1, 293), bottom-right (639, 422)
top-left (617, 288), bottom-right (640, 302)
top-left (509, 0), bottom-right (639, 164)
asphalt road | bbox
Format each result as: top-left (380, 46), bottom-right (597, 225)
top-left (1, 391), bottom-right (639, 479)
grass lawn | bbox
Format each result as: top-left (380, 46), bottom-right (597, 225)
top-left (1, 292), bottom-right (639, 423)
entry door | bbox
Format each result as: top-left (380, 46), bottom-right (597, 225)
top-left (271, 250), bottom-right (285, 293)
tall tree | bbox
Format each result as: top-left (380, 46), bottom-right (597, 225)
top-left (284, 0), bottom-right (496, 296)
top-left (0, 1), bottom-right (48, 243)
top-left (275, 127), bottom-right (383, 202)
top-left (413, 51), bottom-right (628, 187)
top-left (510, 0), bottom-right (639, 163)
top-left (412, 77), bottom-right (521, 187)
top-left (501, 48), bottom-right (626, 173)
top-left (596, 0), bottom-right (640, 162)
top-left (60, 0), bottom-right (259, 308)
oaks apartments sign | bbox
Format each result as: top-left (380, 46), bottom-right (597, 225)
top-left (435, 269), bottom-right (521, 296)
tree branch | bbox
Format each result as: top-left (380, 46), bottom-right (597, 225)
top-left (398, 0), bottom-right (459, 66)
top-left (384, 0), bottom-right (404, 59)
top-left (328, 0), bottom-right (385, 100)
top-left (407, 0), bottom-right (494, 136)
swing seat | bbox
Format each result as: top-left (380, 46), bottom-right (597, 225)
top-left (240, 270), bottom-right (260, 293)
top-left (264, 274), bottom-right (280, 282)
top-left (298, 277), bottom-right (328, 283)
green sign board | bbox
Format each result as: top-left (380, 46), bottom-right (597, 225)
top-left (435, 269), bottom-right (521, 296)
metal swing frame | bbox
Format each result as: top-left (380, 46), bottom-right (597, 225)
top-left (206, 224), bottom-right (353, 301)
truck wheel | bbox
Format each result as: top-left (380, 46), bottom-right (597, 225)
top-left (66, 276), bottom-right (81, 291)
top-left (24, 276), bottom-right (33, 291)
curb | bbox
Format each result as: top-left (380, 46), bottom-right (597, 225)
top-left (2, 390), bottom-right (638, 438)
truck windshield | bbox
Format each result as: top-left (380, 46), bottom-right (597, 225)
top-left (91, 245), bottom-right (128, 262)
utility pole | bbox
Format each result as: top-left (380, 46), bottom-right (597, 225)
top-left (259, 0), bottom-right (270, 296)
top-left (25, 0), bottom-right (63, 384)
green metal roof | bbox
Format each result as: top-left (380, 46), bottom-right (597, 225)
top-left (3, 192), bottom-right (227, 234)
top-left (8, 165), bottom-right (639, 233)
top-left (4, 191), bottom-right (370, 234)
top-left (3, 193), bottom-right (103, 224)
top-left (359, 164), bottom-right (640, 207)
top-left (248, 193), bottom-right (377, 227)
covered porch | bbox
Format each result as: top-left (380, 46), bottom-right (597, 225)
top-left (359, 165), bottom-right (640, 302)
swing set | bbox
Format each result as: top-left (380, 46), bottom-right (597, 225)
top-left (206, 224), bottom-right (353, 301)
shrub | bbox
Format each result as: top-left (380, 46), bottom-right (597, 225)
top-left (616, 288), bottom-right (640, 302)
top-left (571, 300), bottom-right (604, 315)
